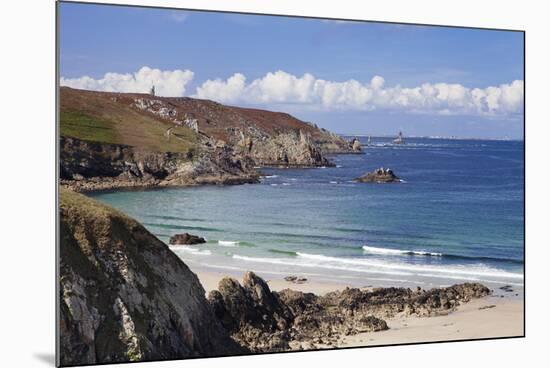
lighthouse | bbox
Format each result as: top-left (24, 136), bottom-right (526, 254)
top-left (149, 84), bottom-right (155, 96)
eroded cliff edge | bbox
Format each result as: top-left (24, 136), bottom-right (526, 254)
top-left (60, 87), bottom-right (357, 191)
top-left (58, 189), bottom-right (245, 365)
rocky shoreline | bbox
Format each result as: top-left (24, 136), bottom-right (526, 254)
top-left (60, 88), bottom-right (360, 192)
top-left (59, 189), bottom-right (494, 365)
top-left (208, 271), bottom-right (491, 352)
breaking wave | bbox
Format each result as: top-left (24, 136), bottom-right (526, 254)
top-left (231, 252), bottom-right (523, 282)
top-left (363, 245), bottom-right (442, 257)
top-left (170, 246), bottom-right (211, 256)
top-left (218, 240), bottom-right (239, 247)
top-left (362, 245), bottom-right (523, 264)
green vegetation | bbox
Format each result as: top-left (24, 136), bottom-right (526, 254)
top-left (60, 88), bottom-right (198, 154)
top-left (60, 110), bottom-right (119, 144)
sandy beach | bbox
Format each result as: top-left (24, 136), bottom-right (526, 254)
top-left (192, 267), bottom-right (524, 347)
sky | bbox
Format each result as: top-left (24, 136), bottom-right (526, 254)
top-left (59, 2), bottom-right (524, 139)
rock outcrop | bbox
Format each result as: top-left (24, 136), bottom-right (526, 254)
top-left (355, 167), bottom-right (401, 183)
top-left (350, 137), bottom-right (362, 152)
top-left (234, 130), bottom-right (332, 167)
top-left (59, 189), bottom-right (245, 366)
top-left (208, 272), bottom-right (490, 352)
top-left (169, 233), bottom-right (206, 245)
top-left (60, 136), bottom-right (259, 192)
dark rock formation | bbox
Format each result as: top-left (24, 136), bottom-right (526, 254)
top-left (59, 189), bottom-right (245, 366)
top-left (208, 273), bottom-right (293, 352)
top-left (60, 136), bottom-right (259, 192)
top-left (355, 167), bottom-right (401, 183)
top-left (350, 137), bottom-right (362, 152)
top-left (208, 272), bottom-right (490, 352)
top-left (169, 233), bottom-right (206, 245)
top-left (321, 283), bottom-right (491, 319)
top-left (284, 275), bottom-right (308, 284)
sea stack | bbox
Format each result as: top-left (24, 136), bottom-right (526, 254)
top-left (350, 137), bottom-right (362, 152)
top-left (355, 167), bottom-right (401, 183)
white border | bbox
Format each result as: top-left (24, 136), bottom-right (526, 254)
top-left (1, 1), bottom-right (548, 368)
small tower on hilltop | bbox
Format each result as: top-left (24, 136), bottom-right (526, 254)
top-left (149, 83), bottom-right (155, 96)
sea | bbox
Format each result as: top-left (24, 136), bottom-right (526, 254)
top-left (89, 137), bottom-right (524, 289)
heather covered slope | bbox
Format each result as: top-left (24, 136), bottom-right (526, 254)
top-left (60, 87), bottom-right (349, 149)
top-left (59, 87), bottom-right (357, 191)
top-left (58, 189), bottom-right (246, 365)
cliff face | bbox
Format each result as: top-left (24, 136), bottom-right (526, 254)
top-left (60, 136), bottom-right (259, 192)
top-left (60, 87), bottom-right (355, 190)
top-left (58, 189), bottom-right (245, 365)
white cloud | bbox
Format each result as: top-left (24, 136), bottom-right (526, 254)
top-left (195, 73), bottom-right (247, 102)
top-left (61, 66), bottom-right (523, 116)
top-left (194, 70), bottom-right (524, 115)
top-left (60, 66), bottom-right (194, 97)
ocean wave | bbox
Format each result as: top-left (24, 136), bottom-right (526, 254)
top-left (232, 254), bottom-right (411, 276)
top-left (296, 252), bottom-right (523, 280)
top-left (363, 245), bottom-right (442, 257)
top-left (143, 223), bottom-right (222, 232)
top-left (362, 245), bottom-right (523, 264)
top-left (268, 249), bottom-right (298, 256)
top-left (170, 246), bottom-right (211, 256)
top-left (232, 252), bottom-right (523, 281)
top-left (146, 214), bottom-right (206, 222)
top-left (218, 240), bottom-right (239, 247)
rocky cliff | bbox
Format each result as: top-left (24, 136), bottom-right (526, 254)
top-left (58, 189), bottom-right (245, 365)
top-left (60, 136), bottom-right (259, 192)
top-left (60, 87), bottom-right (355, 191)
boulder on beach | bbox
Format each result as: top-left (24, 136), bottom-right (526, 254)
top-left (355, 167), bottom-right (401, 183)
top-left (169, 232), bottom-right (206, 245)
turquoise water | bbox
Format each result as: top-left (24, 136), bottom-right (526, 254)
top-left (90, 137), bottom-right (524, 288)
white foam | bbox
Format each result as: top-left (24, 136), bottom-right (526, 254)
top-left (232, 254), bottom-right (411, 276)
top-left (218, 240), bottom-right (239, 247)
top-left (362, 245), bottom-right (442, 257)
top-left (296, 252), bottom-right (522, 280)
top-left (362, 246), bottom-right (404, 255)
top-left (264, 175), bottom-right (278, 178)
top-left (229, 250), bottom-right (522, 282)
top-left (171, 246), bottom-right (211, 256)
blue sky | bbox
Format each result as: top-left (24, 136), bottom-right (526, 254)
top-left (59, 2), bottom-right (524, 139)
